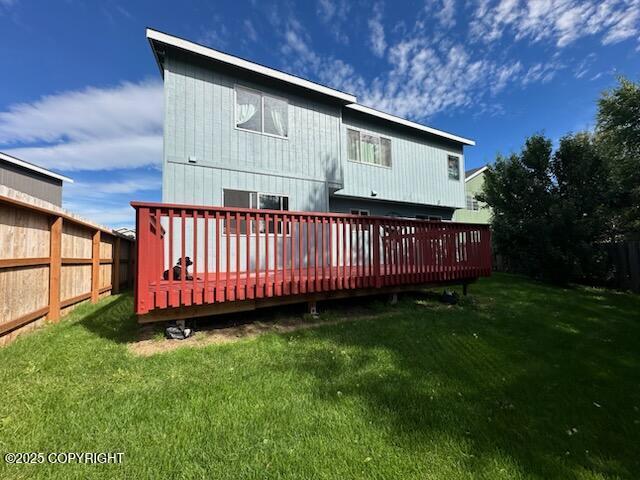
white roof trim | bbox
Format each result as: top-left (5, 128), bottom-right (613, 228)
top-left (465, 165), bottom-right (489, 182)
top-left (345, 103), bottom-right (476, 146)
top-left (0, 152), bottom-right (73, 183)
top-left (146, 28), bottom-right (357, 104)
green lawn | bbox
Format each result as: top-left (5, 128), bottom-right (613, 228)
top-left (1, 274), bottom-right (639, 479)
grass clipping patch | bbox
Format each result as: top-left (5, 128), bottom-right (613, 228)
top-left (128, 310), bottom-right (375, 357)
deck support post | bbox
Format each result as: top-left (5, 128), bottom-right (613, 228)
top-left (307, 300), bottom-right (318, 318)
top-left (389, 293), bottom-right (398, 305)
top-left (463, 283), bottom-right (468, 296)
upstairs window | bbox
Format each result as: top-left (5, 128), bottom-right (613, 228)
top-left (448, 155), bottom-right (460, 180)
top-left (235, 86), bottom-right (288, 138)
top-left (347, 128), bottom-right (391, 167)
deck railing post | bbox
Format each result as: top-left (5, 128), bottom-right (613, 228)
top-left (134, 206), bottom-right (150, 315)
top-left (373, 220), bottom-right (381, 288)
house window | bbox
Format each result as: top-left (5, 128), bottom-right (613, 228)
top-left (347, 128), bottom-right (391, 167)
top-left (235, 86), bottom-right (288, 138)
top-left (224, 189), bottom-right (289, 234)
top-left (223, 189), bottom-right (258, 234)
top-left (466, 195), bottom-right (479, 211)
top-left (350, 209), bottom-right (369, 216)
top-left (448, 155), bottom-right (460, 180)
top-left (259, 193), bottom-right (289, 234)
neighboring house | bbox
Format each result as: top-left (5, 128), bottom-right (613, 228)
top-left (0, 152), bottom-right (73, 206)
top-left (147, 29), bottom-right (475, 221)
top-left (453, 166), bottom-right (491, 224)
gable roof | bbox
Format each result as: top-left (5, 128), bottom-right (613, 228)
top-left (146, 28), bottom-right (475, 147)
top-left (465, 165), bottom-right (488, 182)
top-left (146, 28), bottom-right (356, 104)
top-left (0, 151), bottom-right (73, 183)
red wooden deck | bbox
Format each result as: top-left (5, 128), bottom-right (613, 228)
top-left (132, 202), bottom-right (492, 322)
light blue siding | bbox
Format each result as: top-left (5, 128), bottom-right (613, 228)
top-left (162, 52), bottom-right (342, 211)
top-left (161, 50), bottom-right (467, 216)
top-left (336, 111), bottom-right (466, 210)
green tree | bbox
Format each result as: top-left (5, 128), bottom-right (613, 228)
top-left (480, 133), bottom-right (611, 284)
top-left (551, 132), bottom-right (611, 282)
top-left (479, 135), bottom-right (555, 280)
top-left (597, 77), bottom-right (640, 238)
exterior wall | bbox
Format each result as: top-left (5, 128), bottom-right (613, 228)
top-left (0, 160), bottom-right (62, 206)
top-left (453, 172), bottom-right (492, 224)
top-left (162, 51), bottom-right (342, 212)
top-left (336, 110), bottom-right (466, 210)
top-left (329, 196), bottom-right (454, 220)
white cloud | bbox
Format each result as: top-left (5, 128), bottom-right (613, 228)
top-left (431, 0), bottom-right (456, 28)
top-left (282, 26), bottom-right (536, 121)
top-left (63, 203), bottom-right (137, 229)
top-left (470, 0), bottom-right (640, 48)
top-left (243, 19), bottom-right (258, 43)
top-left (317, 0), bottom-right (351, 43)
top-left (0, 80), bottom-right (163, 171)
top-left (368, 3), bottom-right (387, 57)
top-left (3, 135), bottom-right (161, 171)
top-left (64, 174), bottom-right (161, 199)
top-left (522, 61), bottom-right (563, 85)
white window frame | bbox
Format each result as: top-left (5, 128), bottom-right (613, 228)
top-left (234, 85), bottom-right (289, 140)
top-left (346, 127), bottom-right (392, 168)
top-left (222, 188), bottom-right (290, 236)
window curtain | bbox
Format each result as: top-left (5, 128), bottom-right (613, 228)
top-left (237, 104), bottom-right (256, 126)
top-left (270, 109), bottom-right (286, 136)
top-left (360, 134), bottom-right (379, 164)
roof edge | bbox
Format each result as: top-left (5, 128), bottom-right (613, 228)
top-left (0, 152), bottom-right (73, 183)
top-left (146, 28), bottom-right (357, 104)
top-left (465, 165), bottom-right (489, 182)
top-left (345, 104), bottom-right (475, 146)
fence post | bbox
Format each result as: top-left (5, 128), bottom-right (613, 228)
top-left (373, 220), bottom-right (381, 288)
top-left (112, 236), bottom-right (121, 294)
top-left (91, 230), bottom-right (100, 303)
top-left (47, 216), bottom-right (62, 322)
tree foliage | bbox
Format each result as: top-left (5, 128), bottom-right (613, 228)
top-left (597, 77), bottom-right (640, 238)
top-left (479, 133), bottom-right (610, 284)
top-left (480, 77), bottom-right (639, 284)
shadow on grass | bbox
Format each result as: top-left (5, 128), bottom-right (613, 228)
top-left (285, 274), bottom-right (640, 478)
top-left (77, 293), bottom-right (138, 344)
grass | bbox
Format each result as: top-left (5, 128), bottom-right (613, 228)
top-left (0, 273), bottom-right (639, 479)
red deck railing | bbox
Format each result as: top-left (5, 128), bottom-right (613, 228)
top-left (131, 202), bottom-right (492, 317)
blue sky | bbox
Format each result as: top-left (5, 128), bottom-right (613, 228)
top-left (0, 0), bottom-right (638, 228)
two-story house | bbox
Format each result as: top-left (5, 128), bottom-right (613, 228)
top-left (147, 29), bottom-right (475, 221)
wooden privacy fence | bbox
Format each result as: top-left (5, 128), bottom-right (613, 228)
top-left (606, 241), bottom-right (640, 293)
top-left (0, 191), bottom-right (135, 344)
top-left (132, 201), bottom-right (492, 322)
